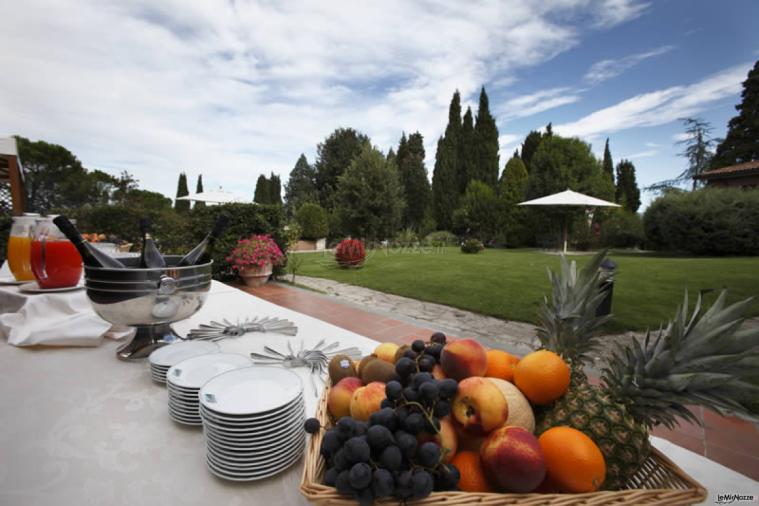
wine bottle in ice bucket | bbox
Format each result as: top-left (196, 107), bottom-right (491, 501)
top-left (139, 218), bottom-right (166, 268)
top-left (177, 214), bottom-right (230, 266)
top-left (52, 215), bottom-right (126, 268)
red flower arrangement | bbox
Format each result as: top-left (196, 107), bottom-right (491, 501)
top-left (226, 234), bottom-right (284, 271)
top-left (335, 238), bottom-right (366, 268)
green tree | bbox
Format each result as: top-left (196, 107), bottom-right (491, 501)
top-left (473, 87), bottom-right (499, 187)
top-left (712, 60), bottom-right (759, 167)
top-left (194, 174), bottom-right (205, 209)
top-left (295, 202), bottom-right (328, 240)
top-left (460, 180), bottom-right (499, 243)
top-left (432, 91), bottom-right (462, 230)
top-left (337, 145), bottom-right (404, 240)
top-left (314, 128), bottom-right (370, 211)
top-left (458, 107), bottom-right (476, 193)
top-left (648, 118), bottom-right (715, 191)
top-left (520, 130), bottom-right (543, 172)
top-left (527, 136), bottom-right (601, 198)
top-left (602, 138), bottom-right (614, 184)
top-left (397, 132), bottom-right (430, 230)
top-left (254, 174), bottom-right (270, 204)
top-left (269, 172), bottom-right (282, 205)
top-left (498, 155), bottom-right (529, 246)
top-left (174, 172), bottom-right (190, 213)
top-left (615, 159), bottom-right (641, 212)
top-left (284, 154), bottom-right (317, 217)
top-left (124, 189), bottom-right (173, 211)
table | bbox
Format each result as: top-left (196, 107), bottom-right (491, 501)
top-left (0, 281), bottom-right (756, 505)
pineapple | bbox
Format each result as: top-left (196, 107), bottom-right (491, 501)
top-left (534, 251), bottom-right (759, 490)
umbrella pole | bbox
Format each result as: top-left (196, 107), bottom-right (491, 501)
top-left (563, 222), bottom-right (568, 254)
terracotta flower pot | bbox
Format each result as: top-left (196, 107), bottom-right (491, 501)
top-left (239, 262), bottom-right (273, 287)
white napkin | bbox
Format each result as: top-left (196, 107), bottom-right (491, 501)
top-left (0, 263), bottom-right (132, 346)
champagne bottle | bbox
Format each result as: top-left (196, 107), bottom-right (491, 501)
top-left (177, 214), bottom-right (230, 266)
top-left (139, 218), bottom-right (166, 268)
top-left (52, 215), bottom-right (126, 268)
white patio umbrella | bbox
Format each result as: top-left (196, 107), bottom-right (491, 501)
top-left (175, 189), bottom-right (246, 205)
top-left (518, 188), bottom-right (620, 253)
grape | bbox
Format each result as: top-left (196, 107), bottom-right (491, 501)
top-left (424, 417), bottom-right (441, 433)
top-left (403, 412), bottom-right (425, 434)
top-left (377, 407), bottom-right (398, 431)
top-left (426, 343), bottom-right (443, 359)
top-left (366, 425), bottom-right (394, 451)
top-left (303, 418), bottom-right (321, 434)
top-left (335, 470), bottom-right (352, 494)
top-left (394, 430), bottom-right (418, 458)
top-left (320, 430), bottom-right (341, 457)
top-left (412, 469), bottom-right (434, 499)
top-left (411, 339), bottom-right (426, 353)
top-left (395, 357), bottom-right (416, 378)
top-left (412, 372), bottom-right (433, 389)
top-left (324, 467), bottom-right (338, 487)
top-left (418, 355), bottom-right (435, 372)
top-left (438, 378), bottom-right (459, 399)
top-left (395, 470), bottom-right (414, 499)
top-left (348, 462), bottom-right (372, 489)
top-left (434, 463), bottom-right (461, 491)
top-left (344, 437), bottom-right (371, 464)
top-left (433, 400), bottom-right (451, 418)
top-left (372, 468), bottom-right (395, 498)
top-left (354, 421), bottom-right (368, 436)
top-left (385, 380), bottom-right (403, 401)
top-left (337, 416), bottom-right (357, 436)
top-left (395, 405), bottom-right (409, 424)
top-left (354, 487), bottom-right (374, 506)
top-left (430, 332), bottom-right (446, 345)
top-left (419, 381), bottom-right (439, 402)
top-left (379, 444), bottom-right (403, 470)
top-left (333, 449), bottom-right (350, 471)
top-left (417, 442), bottom-right (441, 467)
top-left (379, 398), bottom-right (392, 409)
top-left (402, 386), bottom-right (420, 403)
top-left (403, 349), bottom-right (418, 360)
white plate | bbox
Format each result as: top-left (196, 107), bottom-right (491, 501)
top-left (199, 392), bottom-right (303, 421)
top-left (203, 417), bottom-right (304, 444)
top-left (148, 341), bottom-right (220, 368)
top-left (205, 429), bottom-right (303, 453)
top-left (206, 441), bottom-right (304, 471)
top-left (200, 367), bottom-right (303, 415)
top-left (169, 412), bottom-right (201, 426)
top-left (167, 353), bottom-right (253, 390)
top-left (205, 450), bottom-right (302, 481)
top-left (18, 281), bottom-right (84, 293)
top-left (168, 389), bottom-right (200, 402)
top-left (201, 403), bottom-right (303, 431)
top-left (0, 276), bottom-right (26, 285)
top-left (169, 406), bottom-right (201, 421)
top-left (206, 435), bottom-right (304, 463)
top-left (169, 400), bottom-right (200, 414)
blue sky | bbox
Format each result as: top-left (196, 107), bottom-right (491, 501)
top-left (0, 0), bottom-right (757, 209)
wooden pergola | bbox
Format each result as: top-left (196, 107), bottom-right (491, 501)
top-left (0, 137), bottom-right (26, 215)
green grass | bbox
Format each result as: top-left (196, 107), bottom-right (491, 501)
top-left (294, 248), bottom-right (759, 332)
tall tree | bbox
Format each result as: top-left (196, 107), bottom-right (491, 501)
top-left (602, 138), bottom-right (614, 184)
top-left (397, 132), bottom-right (430, 230)
top-left (711, 60), bottom-right (759, 167)
top-left (174, 172), bottom-right (190, 213)
top-left (314, 128), bottom-right (369, 211)
top-left (473, 87), bottom-right (500, 187)
top-left (460, 180), bottom-right (499, 243)
top-left (269, 172), bottom-right (282, 205)
top-left (615, 159), bottom-right (641, 212)
top-left (284, 154), bottom-right (317, 217)
top-left (498, 155), bottom-right (529, 246)
top-left (520, 130), bottom-right (543, 172)
top-left (194, 174), bottom-right (205, 209)
top-left (253, 174), bottom-right (270, 204)
top-left (432, 91), bottom-right (463, 230)
top-left (648, 118), bottom-right (715, 191)
top-left (458, 107), bottom-right (476, 194)
top-left (337, 144), bottom-right (404, 241)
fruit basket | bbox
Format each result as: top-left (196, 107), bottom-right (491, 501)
top-left (300, 385), bottom-right (707, 506)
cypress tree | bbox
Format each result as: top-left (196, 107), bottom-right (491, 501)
top-left (194, 174), bottom-right (205, 209)
top-left (270, 172), bottom-right (282, 205)
top-left (431, 91), bottom-right (463, 230)
top-left (458, 107), bottom-right (476, 194)
top-left (398, 132), bottom-right (430, 230)
top-left (711, 60), bottom-right (759, 167)
top-left (314, 128), bottom-right (370, 211)
top-left (174, 172), bottom-right (190, 213)
top-left (520, 130), bottom-right (543, 171)
top-left (284, 154), bottom-right (317, 217)
top-left (254, 174), bottom-right (269, 204)
top-left (602, 138), bottom-right (614, 184)
top-left (498, 155), bottom-right (529, 246)
top-left (473, 87), bottom-right (499, 187)
top-left (615, 159), bottom-right (641, 212)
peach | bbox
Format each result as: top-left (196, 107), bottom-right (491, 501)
top-left (374, 342), bottom-right (400, 363)
top-left (480, 426), bottom-right (546, 493)
top-left (440, 339), bottom-right (487, 380)
top-left (417, 416), bottom-right (458, 463)
top-left (452, 377), bottom-right (508, 436)
top-left (349, 381), bottom-right (386, 422)
top-left (327, 376), bottom-right (363, 420)
top-left (431, 364), bottom-right (446, 380)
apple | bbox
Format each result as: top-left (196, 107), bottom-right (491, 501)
top-left (480, 426), bottom-right (546, 493)
top-left (451, 377), bottom-right (508, 436)
top-left (440, 339), bottom-right (487, 380)
top-left (327, 376), bottom-right (363, 420)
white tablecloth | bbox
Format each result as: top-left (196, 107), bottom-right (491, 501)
top-left (0, 281), bottom-right (755, 505)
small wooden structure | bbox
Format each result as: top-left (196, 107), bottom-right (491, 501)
top-left (0, 137), bottom-right (26, 215)
top-left (695, 160), bottom-right (759, 188)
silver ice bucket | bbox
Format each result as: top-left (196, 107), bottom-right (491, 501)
top-left (84, 256), bottom-right (212, 361)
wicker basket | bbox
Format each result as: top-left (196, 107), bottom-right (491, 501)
top-left (300, 386), bottom-right (707, 506)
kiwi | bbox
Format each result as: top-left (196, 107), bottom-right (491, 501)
top-left (357, 354), bottom-right (376, 377)
top-left (394, 344), bottom-right (411, 363)
top-left (360, 357), bottom-right (399, 384)
top-left (328, 354), bottom-right (357, 384)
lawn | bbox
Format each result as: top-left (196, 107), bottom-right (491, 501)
top-left (293, 247), bottom-right (759, 332)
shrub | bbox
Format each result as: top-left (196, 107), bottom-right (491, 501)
top-left (600, 210), bottom-right (645, 248)
top-left (335, 238), bottom-right (366, 268)
top-left (424, 230), bottom-right (458, 247)
top-left (461, 238), bottom-right (484, 254)
top-left (295, 202), bottom-right (328, 240)
top-left (394, 228), bottom-right (417, 248)
top-left (226, 234), bottom-right (284, 272)
top-left (643, 187), bottom-right (759, 255)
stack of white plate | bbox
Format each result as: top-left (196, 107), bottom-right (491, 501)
top-left (166, 353), bottom-right (253, 426)
top-left (148, 341), bottom-right (220, 385)
top-left (199, 367), bottom-right (306, 481)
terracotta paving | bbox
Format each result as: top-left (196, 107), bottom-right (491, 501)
top-left (231, 281), bottom-right (759, 481)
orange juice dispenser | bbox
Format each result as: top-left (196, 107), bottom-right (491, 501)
top-left (7, 214), bottom-right (39, 281)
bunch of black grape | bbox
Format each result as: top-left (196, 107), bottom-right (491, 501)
top-left (393, 332), bottom-right (447, 380)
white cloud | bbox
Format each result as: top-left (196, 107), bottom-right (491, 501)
top-left (554, 63), bottom-right (748, 139)
top-left (584, 45), bottom-right (674, 84)
top-left (0, 0), bottom-right (654, 198)
top-left (498, 88), bottom-right (582, 119)
top-left (672, 132), bottom-right (691, 142)
top-left (624, 149), bottom-right (658, 159)
top-left (645, 142), bottom-right (661, 148)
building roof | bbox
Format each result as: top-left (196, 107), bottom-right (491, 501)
top-left (695, 160), bottom-right (759, 180)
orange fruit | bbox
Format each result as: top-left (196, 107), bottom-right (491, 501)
top-left (451, 451), bottom-right (494, 493)
top-left (538, 426), bottom-right (606, 492)
top-left (513, 350), bottom-right (569, 405)
top-left (485, 349), bottom-right (519, 381)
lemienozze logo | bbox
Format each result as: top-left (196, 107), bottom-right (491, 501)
top-left (716, 493), bottom-right (757, 504)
